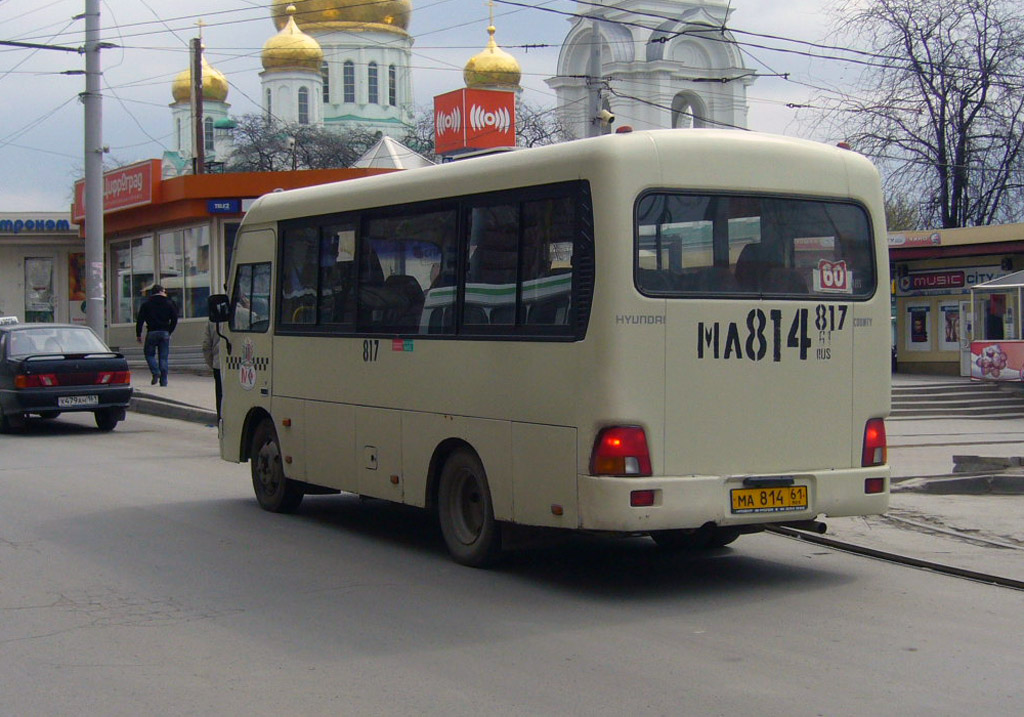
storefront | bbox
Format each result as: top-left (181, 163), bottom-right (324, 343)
top-left (0, 213), bottom-right (82, 323)
top-left (72, 161), bottom-right (393, 352)
top-left (889, 223), bottom-right (1024, 375)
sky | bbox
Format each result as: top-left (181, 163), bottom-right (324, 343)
top-left (0, 0), bottom-right (852, 211)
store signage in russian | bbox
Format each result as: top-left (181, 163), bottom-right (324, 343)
top-left (72, 159), bottom-right (161, 222)
top-left (0, 217), bottom-right (72, 234)
top-left (207, 199), bottom-right (241, 214)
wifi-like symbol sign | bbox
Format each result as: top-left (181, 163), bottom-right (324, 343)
top-left (435, 107), bottom-right (461, 136)
top-left (469, 104), bottom-right (511, 134)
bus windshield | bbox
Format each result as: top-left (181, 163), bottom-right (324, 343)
top-left (636, 193), bottom-right (875, 298)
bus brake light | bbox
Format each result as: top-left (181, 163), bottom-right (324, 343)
top-left (591, 426), bottom-right (652, 476)
top-left (862, 418), bottom-right (887, 467)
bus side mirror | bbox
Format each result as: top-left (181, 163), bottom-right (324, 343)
top-left (208, 294), bottom-right (231, 324)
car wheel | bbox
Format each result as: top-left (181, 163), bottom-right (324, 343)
top-left (250, 418), bottom-right (304, 513)
top-left (94, 408), bottom-right (120, 432)
top-left (437, 449), bottom-right (502, 567)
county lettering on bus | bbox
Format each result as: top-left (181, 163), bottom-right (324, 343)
top-left (208, 129), bottom-right (891, 567)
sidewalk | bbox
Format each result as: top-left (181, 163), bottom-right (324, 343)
top-left (130, 371), bottom-right (1024, 581)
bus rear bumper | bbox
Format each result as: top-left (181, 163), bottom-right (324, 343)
top-left (576, 467), bottom-right (891, 532)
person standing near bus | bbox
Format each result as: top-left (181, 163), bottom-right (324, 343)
top-left (202, 319), bottom-right (221, 420)
top-left (135, 284), bottom-right (178, 386)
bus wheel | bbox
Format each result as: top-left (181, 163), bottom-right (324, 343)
top-left (707, 527), bottom-right (741, 548)
top-left (437, 449), bottom-right (502, 567)
top-left (650, 529), bottom-right (710, 551)
top-left (250, 418), bottom-right (304, 513)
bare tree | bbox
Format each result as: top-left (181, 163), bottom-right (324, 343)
top-left (226, 114), bottom-right (380, 172)
top-left (817, 0), bottom-right (1024, 227)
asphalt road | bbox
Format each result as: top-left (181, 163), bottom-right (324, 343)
top-left (2, 412), bottom-right (1022, 716)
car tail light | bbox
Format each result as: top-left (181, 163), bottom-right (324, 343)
top-left (590, 426), bottom-right (652, 476)
top-left (97, 371), bottom-right (131, 385)
top-left (15, 373), bottom-right (57, 388)
top-left (862, 418), bottom-right (887, 467)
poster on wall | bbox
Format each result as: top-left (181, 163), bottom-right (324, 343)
top-left (68, 252), bottom-right (86, 324)
top-left (24, 257), bottom-right (54, 323)
top-left (939, 302), bottom-right (960, 352)
top-left (971, 341), bottom-right (1024, 382)
top-left (906, 305), bottom-right (932, 352)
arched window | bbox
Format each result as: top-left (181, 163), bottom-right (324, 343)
top-left (343, 60), bottom-right (355, 103)
top-left (321, 61), bottom-right (330, 104)
top-left (298, 87), bottom-right (310, 125)
top-left (388, 65), bottom-right (397, 107)
top-left (368, 62), bottom-right (379, 105)
top-left (671, 92), bottom-right (708, 129)
top-left (176, 117), bottom-right (182, 150)
top-left (265, 88), bottom-right (273, 120)
top-left (204, 116), bottom-right (214, 151)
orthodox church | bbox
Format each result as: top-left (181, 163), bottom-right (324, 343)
top-left (163, 0), bottom-right (749, 174)
top-left (547, 0), bottom-right (752, 137)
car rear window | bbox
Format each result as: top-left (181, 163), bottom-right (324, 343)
top-left (7, 328), bottom-right (110, 358)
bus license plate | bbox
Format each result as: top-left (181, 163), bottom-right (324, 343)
top-left (58, 395), bottom-right (99, 408)
top-left (731, 486), bottom-right (808, 514)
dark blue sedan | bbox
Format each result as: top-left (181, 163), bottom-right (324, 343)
top-left (0, 322), bottom-right (132, 432)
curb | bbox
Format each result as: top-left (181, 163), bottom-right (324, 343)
top-left (129, 396), bottom-right (216, 425)
top-left (893, 473), bottom-right (1024, 495)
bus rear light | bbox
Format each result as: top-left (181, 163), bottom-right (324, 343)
top-left (864, 477), bottom-right (885, 494)
top-left (862, 418), bottom-right (887, 467)
top-left (630, 490), bottom-right (656, 507)
top-left (590, 426), bottom-right (652, 476)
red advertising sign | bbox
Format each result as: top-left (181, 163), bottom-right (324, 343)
top-left (72, 159), bottom-right (160, 222)
top-left (434, 88), bottom-right (516, 155)
top-left (971, 341), bottom-right (1024, 382)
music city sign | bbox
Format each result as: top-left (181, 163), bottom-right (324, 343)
top-left (433, 88), bottom-right (516, 155)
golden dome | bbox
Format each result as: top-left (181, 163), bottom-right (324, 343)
top-left (263, 5), bottom-right (324, 72)
top-left (464, 26), bottom-right (521, 89)
top-left (171, 55), bottom-right (229, 104)
top-left (271, 0), bottom-right (411, 36)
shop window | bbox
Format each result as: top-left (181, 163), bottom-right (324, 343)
top-left (111, 236), bottom-right (154, 325)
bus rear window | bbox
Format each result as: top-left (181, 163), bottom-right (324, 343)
top-left (635, 193), bottom-right (875, 299)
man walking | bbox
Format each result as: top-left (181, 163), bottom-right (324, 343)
top-left (136, 284), bottom-right (178, 386)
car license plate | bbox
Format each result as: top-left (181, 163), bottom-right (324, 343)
top-left (58, 395), bottom-right (99, 408)
top-left (731, 486), bottom-right (808, 514)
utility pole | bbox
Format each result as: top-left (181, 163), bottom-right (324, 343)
top-left (587, 19), bottom-right (602, 138)
top-left (83, 0), bottom-right (105, 336)
top-left (191, 35), bottom-right (205, 174)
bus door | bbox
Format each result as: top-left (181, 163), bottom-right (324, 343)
top-left (221, 229), bottom-right (275, 461)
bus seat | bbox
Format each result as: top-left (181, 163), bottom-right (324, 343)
top-left (463, 305), bottom-right (488, 326)
top-left (761, 267), bottom-right (808, 294)
top-left (527, 297), bottom-right (569, 325)
top-left (734, 243), bottom-right (765, 291)
top-left (382, 274), bottom-right (425, 329)
top-left (489, 304), bottom-right (515, 325)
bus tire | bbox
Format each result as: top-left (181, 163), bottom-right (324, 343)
top-left (707, 527), bottom-right (741, 548)
top-left (437, 449), bottom-right (502, 567)
top-left (250, 418), bottom-right (304, 513)
top-left (650, 529), bottom-right (710, 551)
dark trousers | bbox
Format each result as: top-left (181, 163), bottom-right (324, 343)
top-left (144, 330), bottom-right (171, 385)
top-left (212, 368), bottom-right (222, 419)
